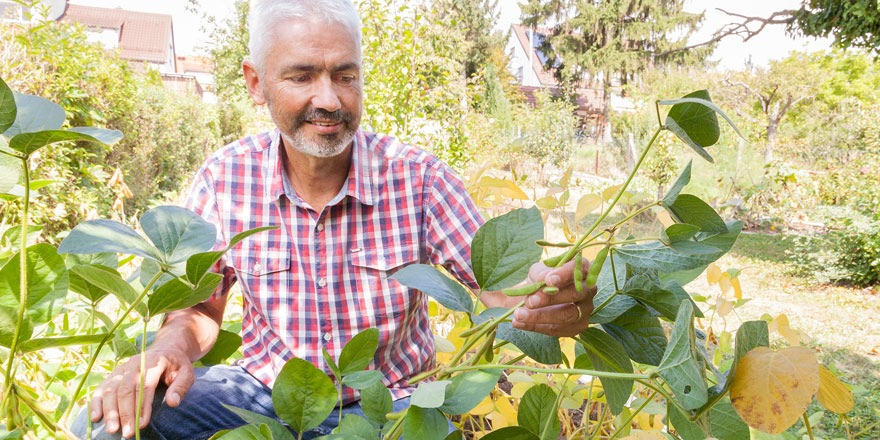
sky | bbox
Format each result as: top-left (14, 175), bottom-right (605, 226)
top-left (68, 0), bottom-right (831, 70)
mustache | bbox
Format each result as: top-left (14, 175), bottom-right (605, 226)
top-left (299, 108), bottom-right (353, 124)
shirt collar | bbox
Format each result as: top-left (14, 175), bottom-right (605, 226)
top-left (265, 128), bottom-right (377, 207)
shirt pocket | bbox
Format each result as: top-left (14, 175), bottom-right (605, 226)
top-left (226, 230), bottom-right (292, 280)
top-left (349, 243), bottom-right (420, 320)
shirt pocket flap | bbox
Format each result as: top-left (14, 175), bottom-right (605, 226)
top-left (350, 245), bottom-right (418, 271)
top-left (229, 248), bottom-right (290, 277)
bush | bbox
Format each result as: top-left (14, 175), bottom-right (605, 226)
top-left (829, 215), bottom-right (880, 286)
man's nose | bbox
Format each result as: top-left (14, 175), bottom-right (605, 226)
top-left (311, 77), bottom-right (342, 113)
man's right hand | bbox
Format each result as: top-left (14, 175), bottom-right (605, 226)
top-left (89, 348), bottom-right (195, 438)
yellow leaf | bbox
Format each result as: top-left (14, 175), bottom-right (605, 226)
top-left (470, 395), bottom-right (495, 416)
top-left (718, 273), bottom-right (733, 297)
top-left (562, 218), bottom-right (577, 243)
top-left (731, 276), bottom-right (743, 299)
top-left (536, 195), bottom-right (557, 210)
top-left (771, 314), bottom-right (809, 346)
top-left (491, 397), bottom-right (517, 428)
top-left (433, 335), bottom-right (456, 353)
top-left (477, 176), bottom-right (529, 200)
top-left (602, 184), bottom-right (623, 202)
top-left (817, 365), bottom-right (854, 414)
top-left (561, 338), bottom-right (577, 367)
top-left (510, 382), bottom-right (534, 399)
top-left (560, 166), bottom-right (573, 187)
top-left (576, 194), bottom-right (602, 221)
top-left (634, 413), bottom-right (664, 431)
top-left (730, 346), bottom-right (819, 434)
top-left (716, 296), bottom-right (733, 318)
top-left (621, 431), bottom-right (667, 440)
top-left (428, 300), bottom-right (439, 317)
top-left (706, 263), bottom-right (722, 284)
top-left (655, 208), bottom-right (674, 227)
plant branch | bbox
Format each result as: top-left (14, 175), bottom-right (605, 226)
top-left (656, 8), bottom-right (798, 57)
top-left (441, 363), bottom-right (654, 381)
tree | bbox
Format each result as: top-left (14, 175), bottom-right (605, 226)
top-left (431, 0), bottom-right (506, 80)
top-left (520, 0), bottom-right (710, 135)
top-left (687, 1), bottom-right (880, 56)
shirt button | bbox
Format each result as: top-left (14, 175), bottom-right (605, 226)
top-left (317, 277), bottom-right (327, 287)
top-left (253, 263), bottom-right (262, 274)
top-left (323, 333), bottom-right (332, 342)
top-left (316, 223), bottom-right (324, 232)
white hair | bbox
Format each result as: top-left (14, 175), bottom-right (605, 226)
top-left (248, 0), bottom-right (362, 72)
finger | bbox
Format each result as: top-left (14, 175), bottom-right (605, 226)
top-left (512, 303), bottom-right (587, 337)
top-left (525, 282), bottom-right (597, 309)
top-left (89, 387), bottom-right (105, 422)
top-left (101, 379), bottom-right (122, 434)
top-left (116, 365), bottom-right (141, 438)
top-left (543, 258), bottom-right (591, 288)
top-left (163, 363), bottom-right (195, 408)
top-left (137, 360), bottom-right (169, 429)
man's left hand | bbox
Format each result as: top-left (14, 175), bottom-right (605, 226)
top-left (511, 258), bottom-right (596, 337)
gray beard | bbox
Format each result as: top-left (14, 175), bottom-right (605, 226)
top-left (288, 130), bottom-right (355, 158)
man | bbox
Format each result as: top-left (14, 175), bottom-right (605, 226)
top-left (73, 0), bottom-right (594, 438)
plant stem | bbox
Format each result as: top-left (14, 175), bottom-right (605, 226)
top-left (135, 317), bottom-right (149, 440)
top-left (440, 364), bottom-right (654, 381)
top-left (1, 157), bottom-right (31, 413)
top-left (62, 271), bottom-right (164, 425)
top-left (554, 128), bottom-right (663, 267)
top-left (607, 389), bottom-right (658, 440)
top-left (803, 412), bottom-right (815, 440)
top-left (441, 302), bottom-right (522, 375)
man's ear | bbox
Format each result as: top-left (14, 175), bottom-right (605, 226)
top-left (242, 60), bottom-right (266, 105)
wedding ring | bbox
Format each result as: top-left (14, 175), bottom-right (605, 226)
top-left (574, 302), bottom-right (583, 320)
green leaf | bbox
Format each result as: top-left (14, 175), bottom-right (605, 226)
top-left (323, 346), bottom-right (342, 381)
top-left (18, 334), bottom-right (108, 353)
top-left (59, 219), bottom-right (163, 262)
top-left (471, 207), bottom-right (543, 291)
top-left (273, 357), bottom-right (337, 433)
top-left (209, 424), bottom-right (273, 440)
top-left (518, 384), bottom-right (560, 440)
top-left (591, 253), bottom-right (636, 324)
top-left (658, 301), bottom-right (707, 410)
top-left (220, 405), bottom-right (295, 440)
top-left (411, 380), bottom-right (451, 408)
top-left (4, 93), bottom-right (65, 137)
top-left (0, 303), bottom-right (31, 348)
top-left (70, 264), bottom-right (144, 316)
top-left (8, 128), bottom-right (121, 156)
top-left (577, 328), bottom-right (634, 415)
top-left (64, 252), bottom-right (118, 269)
top-left (340, 370), bottom-right (383, 390)
top-left (663, 224), bottom-right (701, 244)
top-left (623, 274), bottom-right (696, 322)
top-left (0, 149), bottom-right (17, 194)
top-left (659, 95), bottom-right (745, 141)
top-left (438, 369), bottom-right (502, 415)
top-left (614, 239), bottom-right (728, 274)
top-left (200, 329), bottom-right (242, 365)
top-left (663, 90), bottom-right (720, 161)
top-left (338, 328), bottom-right (379, 375)
top-left (663, 161), bottom-right (692, 206)
top-left (186, 226), bottom-right (277, 284)
top-left (336, 414), bottom-right (379, 439)
top-left (360, 380), bottom-right (393, 426)
top-left (147, 273), bottom-right (221, 317)
top-left (403, 406), bottom-right (448, 440)
top-left (391, 264), bottom-right (473, 313)
top-left (476, 308), bottom-right (562, 364)
top-left (0, 77), bottom-right (15, 133)
top-left (601, 305), bottom-right (667, 366)
top-left (480, 427), bottom-right (538, 440)
top-left (663, 194), bottom-right (727, 234)
top-left (668, 397), bottom-right (749, 440)
top-left (140, 206), bottom-right (216, 264)
top-left (0, 243), bottom-right (69, 324)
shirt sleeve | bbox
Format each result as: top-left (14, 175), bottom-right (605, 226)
top-left (422, 162), bottom-right (484, 290)
top-left (184, 165), bottom-right (237, 299)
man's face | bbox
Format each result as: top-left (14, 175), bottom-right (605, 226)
top-left (249, 19), bottom-right (363, 158)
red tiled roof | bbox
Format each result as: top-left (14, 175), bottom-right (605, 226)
top-left (60, 4), bottom-right (174, 65)
top-left (519, 85), bottom-right (605, 119)
top-left (511, 24), bottom-right (558, 87)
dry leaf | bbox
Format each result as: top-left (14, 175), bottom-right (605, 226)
top-left (730, 346), bottom-right (819, 434)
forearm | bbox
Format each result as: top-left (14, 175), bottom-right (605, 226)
top-left (149, 296), bottom-right (226, 362)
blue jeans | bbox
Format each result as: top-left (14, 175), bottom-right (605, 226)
top-left (71, 365), bottom-right (412, 440)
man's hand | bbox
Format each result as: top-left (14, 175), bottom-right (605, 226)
top-left (90, 349), bottom-right (195, 438)
top-left (511, 258), bottom-right (597, 337)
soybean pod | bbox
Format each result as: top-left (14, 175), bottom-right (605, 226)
top-left (574, 252), bottom-right (584, 293)
top-left (501, 281), bottom-right (545, 297)
top-left (586, 247), bottom-right (609, 288)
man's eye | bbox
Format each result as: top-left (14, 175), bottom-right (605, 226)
top-left (337, 75), bottom-right (357, 84)
top-left (289, 75), bottom-right (311, 83)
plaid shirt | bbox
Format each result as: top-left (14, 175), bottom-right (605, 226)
top-left (184, 128), bottom-right (483, 402)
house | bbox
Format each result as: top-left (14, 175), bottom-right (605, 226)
top-left (60, 3), bottom-right (177, 74)
top-left (507, 24), bottom-right (606, 136)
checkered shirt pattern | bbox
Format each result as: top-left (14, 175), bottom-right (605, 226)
top-left (184, 128), bottom-right (483, 403)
